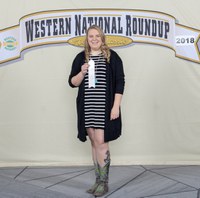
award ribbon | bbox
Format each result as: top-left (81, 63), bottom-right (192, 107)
top-left (88, 59), bottom-right (95, 88)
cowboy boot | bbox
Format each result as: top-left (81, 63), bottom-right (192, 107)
top-left (86, 163), bottom-right (100, 194)
top-left (93, 152), bottom-right (110, 197)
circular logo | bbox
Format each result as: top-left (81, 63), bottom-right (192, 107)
top-left (3, 37), bottom-right (18, 51)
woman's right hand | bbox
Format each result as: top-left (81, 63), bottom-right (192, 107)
top-left (81, 63), bottom-right (89, 75)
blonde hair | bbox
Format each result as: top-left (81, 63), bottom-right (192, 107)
top-left (84, 25), bottom-right (110, 63)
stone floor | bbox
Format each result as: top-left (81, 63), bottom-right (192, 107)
top-left (0, 165), bottom-right (199, 197)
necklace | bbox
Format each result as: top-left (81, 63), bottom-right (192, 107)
top-left (89, 53), bottom-right (103, 86)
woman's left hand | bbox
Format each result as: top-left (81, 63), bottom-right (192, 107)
top-left (110, 106), bottom-right (119, 120)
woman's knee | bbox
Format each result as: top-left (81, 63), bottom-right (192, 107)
top-left (93, 136), bottom-right (104, 147)
top-left (87, 128), bottom-right (95, 139)
top-left (94, 139), bottom-right (108, 150)
top-left (94, 129), bottom-right (105, 144)
top-left (88, 128), bottom-right (106, 148)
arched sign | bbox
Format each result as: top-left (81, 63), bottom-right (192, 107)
top-left (0, 9), bottom-right (200, 64)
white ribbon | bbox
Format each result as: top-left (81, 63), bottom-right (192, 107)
top-left (88, 59), bottom-right (95, 88)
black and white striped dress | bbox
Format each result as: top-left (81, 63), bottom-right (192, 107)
top-left (84, 54), bottom-right (106, 129)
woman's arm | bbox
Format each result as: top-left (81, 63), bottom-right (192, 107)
top-left (71, 63), bottom-right (89, 87)
top-left (110, 51), bottom-right (125, 120)
top-left (110, 93), bottom-right (123, 120)
top-left (71, 71), bottom-right (85, 87)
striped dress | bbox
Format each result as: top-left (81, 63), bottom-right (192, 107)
top-left (84, 54), bottom-right (106, 129)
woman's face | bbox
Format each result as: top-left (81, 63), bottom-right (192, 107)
top-left (87, 28), bottom-right (102, 51)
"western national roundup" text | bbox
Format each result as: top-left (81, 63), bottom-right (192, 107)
top-left (25, 14), bottom-right (170, 42)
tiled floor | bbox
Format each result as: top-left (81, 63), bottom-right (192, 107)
top-left (0, 165), bottom-right (199, 197)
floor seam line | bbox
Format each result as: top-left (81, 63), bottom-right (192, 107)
top-left (141, 165), bottom-right (194, 171)
top-left (14, 166), bottom-right (29, 180)
top-left (149, 169), bottom-right (198, 190)
top-left (44, 168), bottom-right (93, 189)
top-left (104, 170), bottom-right (147, 198)
top-left (24, 168), bottom-right (92, 182)
top-left (142, 189), bottom-right (198, 198)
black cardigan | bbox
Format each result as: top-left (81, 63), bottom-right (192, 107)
top-left (68, 49), bottom-right (125, 142)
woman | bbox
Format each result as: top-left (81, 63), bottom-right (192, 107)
top-left (68, 25), bottom-right (125, 197)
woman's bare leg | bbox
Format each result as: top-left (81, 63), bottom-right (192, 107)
top-left (93, 129), bottom-right (110, 167)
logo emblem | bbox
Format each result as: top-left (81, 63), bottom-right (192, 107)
top-left (197, 37), bottom-right (200, 54)
top-left (3, 37), bottom-right (18, 51)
